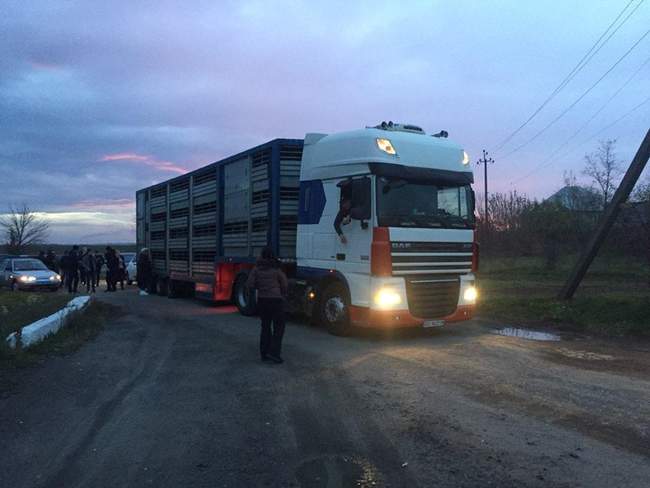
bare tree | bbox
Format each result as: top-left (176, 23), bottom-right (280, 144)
top-left (582, 139), bottom-right (622, 210)
top-left (0, 204), bottom-right (50, 254)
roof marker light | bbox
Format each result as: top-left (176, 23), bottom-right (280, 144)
top-left (376, 138), bottom-right (396, 155)
top-left (462, 151), bottom-right (470, 165)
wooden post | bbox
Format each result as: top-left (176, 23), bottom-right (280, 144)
top-left (559, 129), bottom-right (650, 299)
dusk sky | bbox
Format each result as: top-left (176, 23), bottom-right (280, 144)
top-left (1, 0), bottom-right (648, 243)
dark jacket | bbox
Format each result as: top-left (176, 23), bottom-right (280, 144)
top-left (246, 258), bottom-right (288, 299)
top-left (68, 250), bottom-right (80, 271)
top-left (137, 254), bottom-right (152, 283)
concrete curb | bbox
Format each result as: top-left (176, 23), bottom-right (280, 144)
top-left (5, 295), bottom-right (93, 350)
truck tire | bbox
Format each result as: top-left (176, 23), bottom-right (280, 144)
top-left (233, 273), bottom-right (256, 316)
top-left (320, 282), bottom-right (351, 336)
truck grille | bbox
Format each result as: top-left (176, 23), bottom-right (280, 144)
top-left (391, 241), bottom-right (472, 276)
top-left (405, 276), bottom-right (460, 319)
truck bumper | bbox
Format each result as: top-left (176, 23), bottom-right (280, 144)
top-left (349, 305), bottom-right (474, 328)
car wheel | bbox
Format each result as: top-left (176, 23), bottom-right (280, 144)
top-left (319, 282), bottom-right (351, 336)
top-left (233, 273), bottom-right (256, 316)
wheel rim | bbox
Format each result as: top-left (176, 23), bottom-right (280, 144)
top-left (324, 295), bottom-right (346, 323)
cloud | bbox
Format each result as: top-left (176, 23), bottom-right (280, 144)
top-left (1, 0), bottom-right (648, 244)
top-left (100, 152), bottom-right (188, 174)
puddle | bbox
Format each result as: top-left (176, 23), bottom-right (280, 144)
top-left (295, 455), bottom-right (383, 488)
top-left (492, 327), bottom-right (561, 342)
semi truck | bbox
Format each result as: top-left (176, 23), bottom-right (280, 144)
top-left (136, 122), bottom-right (478, 334)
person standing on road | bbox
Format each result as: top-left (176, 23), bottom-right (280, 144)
top-left (94, 251), bottom-right (104, 288)
top-left (136, 248), bottom-right (152, 296)
top-left (115, 250), bottom-right (126, 290)
top-left (82, 249), bottom-right (96, 293)
top-left (105, 247), bottom-right (118, 292)
top-left (246, 246), bottom-right (288, 364)
top-left (66, 245), bottom-right (80, 293)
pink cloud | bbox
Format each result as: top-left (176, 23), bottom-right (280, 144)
top-left (101, 152), bottom-right (188, 174)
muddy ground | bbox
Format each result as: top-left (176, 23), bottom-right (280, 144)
top-left (1, 290), bottom-right (649, 487)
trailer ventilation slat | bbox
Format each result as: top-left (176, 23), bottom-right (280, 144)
top-left (170, 178), bottom-right (189, 193)
top-left (170, 228), bottom-right (188, 239)
top-left (224, 221), bottom-right (248, 234)
top-left (280, 145), bottom-right (303, 161)
top-left (193, 168), bottom-right (216, 186)
top-left (193, 223), bottom-right (217, 237)
top-left (151, 186), bottom-right (167, 198)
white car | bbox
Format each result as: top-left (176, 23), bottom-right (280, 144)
top-left (0, 257), bottom-right (61, 291)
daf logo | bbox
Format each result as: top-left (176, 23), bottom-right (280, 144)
top-left (392, 242), bottom-right (412, 249)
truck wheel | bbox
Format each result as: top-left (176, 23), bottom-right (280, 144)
top-left (320, 282), bottom-right (351, 336)
top-left (233, 273), bottom-right (256, 316)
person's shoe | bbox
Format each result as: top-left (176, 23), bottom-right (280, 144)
top-left (267, 354), bottom-right (283, 364)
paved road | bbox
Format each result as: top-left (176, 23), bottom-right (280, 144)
top-left (1, 290), bottom-right (649, 487)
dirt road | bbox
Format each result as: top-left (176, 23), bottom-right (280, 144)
top-left (1, 291), bottom-right (649, 487)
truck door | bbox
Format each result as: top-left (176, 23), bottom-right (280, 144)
top-left (335, 177), bottom-right (372, 305)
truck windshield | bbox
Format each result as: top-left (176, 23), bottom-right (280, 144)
top-left (376, 177), bottom-right (475, 229)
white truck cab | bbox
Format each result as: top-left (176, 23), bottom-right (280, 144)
top-left (295, 122), bottom-right (477, 334)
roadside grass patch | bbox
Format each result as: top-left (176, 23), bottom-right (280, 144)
top-left (0, 291), bottom-right (71, 338)
top-left (478, 256), bottom-right (650, 337)
top-left (0, 300), bottom-right (120, 368)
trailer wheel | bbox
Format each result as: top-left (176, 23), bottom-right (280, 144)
top-left (233, 273), bottom-right (256, 316)
top-left (320, 282), bottom-right (351, 336)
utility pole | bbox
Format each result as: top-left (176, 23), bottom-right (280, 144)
top-left (559, 129), bottom-right (650, 300)
top-left (476, 150), bottom-right (494, 225)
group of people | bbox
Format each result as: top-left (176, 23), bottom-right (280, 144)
top-left (38, 246), bottom-right (129, 294)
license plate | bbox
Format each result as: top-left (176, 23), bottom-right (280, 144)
top-left (423, 320), bottom-right (444, 328)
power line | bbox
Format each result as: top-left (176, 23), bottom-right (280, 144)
top-left (494, 0), bottom-right (640, 152)
top-left (509, 55), bottom-right (650, 184)
top-left (510, 95), bottom-right (650, 185)
top-left (503, 27), bottom-right (650, 159)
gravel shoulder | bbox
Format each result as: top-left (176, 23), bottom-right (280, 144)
top-left (0, 290), bottom-right (648, 487)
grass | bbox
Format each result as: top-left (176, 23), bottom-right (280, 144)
top-left (477, 254), bottom-right (650, 336)
top-left (0, 300), bottom-right (119, 381)
top-left (0, 290), bottom-right (72, 338)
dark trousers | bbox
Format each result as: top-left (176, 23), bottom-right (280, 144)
top-left (257, 297), bottom-right (285, 358)
top-left (66, 270), bottom-right (79, 293)
top-left (86, 271), bottom-right (96, 293)
top-left (106, 269), bottom-right (117, 291)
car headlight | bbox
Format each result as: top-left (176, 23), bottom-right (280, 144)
top-left (19, 275), bottom-right (37, 282)
top-left (50, 275), bottom-right (61, 281)
top-left (376, 138), bottom-right (396, 155)
top-left (463, 285), bottom-right (478, 303)
top-left (374, 287), bottom-right (402, 309)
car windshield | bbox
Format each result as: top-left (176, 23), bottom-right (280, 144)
top-left (377, 177), bottom-right (475, 229)
top-left (13, 259), bottom-right (48, 271)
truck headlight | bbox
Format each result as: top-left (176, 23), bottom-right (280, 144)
top-left (463, 285), bottom-right (478, 303)
top-left (374, 287), bottom-right (402, 308)
top-left (376, 138), bottom-right (396, 155)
